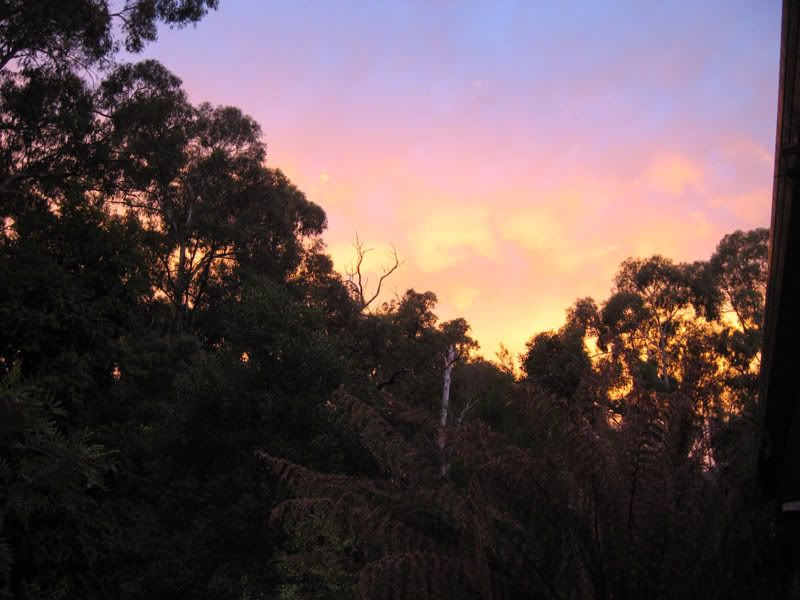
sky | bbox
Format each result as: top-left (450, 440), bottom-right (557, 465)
top-left (139, 1), bottom-right (780, 361)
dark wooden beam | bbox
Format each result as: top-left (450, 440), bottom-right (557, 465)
top-left (757, 0), bottom-right (800, 507)
top-left (756, 2), bottom-right (800, 596)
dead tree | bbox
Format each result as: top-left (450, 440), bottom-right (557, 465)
top-left (344, 235), bottom-right (402, 312)
top-left (438, 345), bottom-right (458, 477)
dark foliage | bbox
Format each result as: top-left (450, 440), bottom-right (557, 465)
top-left (0, 2), bottom-right (777, 598)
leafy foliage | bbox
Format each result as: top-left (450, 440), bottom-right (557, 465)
top-left (263, 231), bottom-right (773, 599)
top-left (0, 1), bottom-right (777, 597)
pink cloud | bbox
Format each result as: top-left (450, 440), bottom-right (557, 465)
top-left (138, 3), bottom-right (777, 358)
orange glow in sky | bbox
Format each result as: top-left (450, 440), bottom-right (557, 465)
top-left (139, 1), bottom-right (779, 360)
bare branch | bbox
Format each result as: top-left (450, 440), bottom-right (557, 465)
top-left (362, 244), bottom-right (402, 309)
top-left (376, 368), bottom-right (412, 390)
top-left (343, 235), bottom-right (403, 311)
top-left (456, 398), bottom-right (479, 425)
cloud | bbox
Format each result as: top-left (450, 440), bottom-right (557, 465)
top-left (687, 210), bottom-right (715, 240)
top-left (451, 286), bottom-right (479, 310)
top-left (710, 188), bottom-right (771, 225)
top-left (407, 205), bottom-right (496, 272)
top-left (498, 208), bottom-right (561, 251)
top-left (148, 2), bottom-right (778, 358)
top-left (723, 138), bottom-right (773, 166)
top-left (325, 241), bottom-right (358, 273)
top-left (645, 155), bottom-right (704, 195)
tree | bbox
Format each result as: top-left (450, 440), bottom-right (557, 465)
top-left (709, 228), bottom-right (768, 333)
top-left (0, 365), bottom-right (112, 599)
top-left (523, 329), bottom-right (591, 399)
top-left (707, 228), bottom-right (768, 387)
top-left (96, 61), bottom-right (327, 326)
top-left (0, 2), bottom-right (777, 596)
top-left (598, 256), bottom-right (701, 391)
top-left (436, 318), bottom-right (479, 476)
top-left (0, 1), bottom-right (218, 210)
top-left (264, 376), bottom-right (770, 600)
top-left (343, 236), bottom-right (402, 312)
top-left (0, 0), bottom-right (218, 71)
top-left (522, 298), bottom-right (598, 401)
top-left (0, 195), bottom-right (151, 404)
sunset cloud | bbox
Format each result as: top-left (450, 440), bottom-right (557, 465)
top-left (711, 188), bottom-right (772, 226)
top-left (498, 208), bottom-right (561, 252)
top-left (141, 1), bottom-right (779, 357)
top-left (451, 287), bottom-right (479, 311)
top-left (645, 155), bottom-right (704, 195)
top-left (407, 205), bottom-right (496, 272)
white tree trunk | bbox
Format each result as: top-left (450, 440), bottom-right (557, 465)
top-left (438, 345), bottom-right (457, 476)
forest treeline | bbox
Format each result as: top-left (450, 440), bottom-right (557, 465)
top-left (0, 3), bottom-right (775, 599)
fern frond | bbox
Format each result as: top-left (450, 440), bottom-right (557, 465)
top-left (407, 486), bottom-right (468, 527)
top-left (0, 512), bottom-right (11, 585)
top-left (358, 552), bottom-right (474, 600)
top-left (382, 392), bottom-right (438, 434)
top-left (257, 451), bottom-right (384, 500)
top-left (271, 497), bottom-right (443, 559)
top-left (333, 388), bottom-right (428, 479)
top-left (270, 497), bottom-right (336, 525)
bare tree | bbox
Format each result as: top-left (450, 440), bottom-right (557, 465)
top-left (438, 345), bottom-right (458, 477)
top-left (344, 235), bottom-right (403, 311)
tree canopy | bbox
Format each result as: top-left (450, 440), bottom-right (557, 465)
top-left (0, 2), bottom-right (778, 599)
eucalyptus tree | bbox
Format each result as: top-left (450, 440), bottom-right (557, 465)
top-left (0, 0), bottom-right (218, 70)
top-left (597, 256), bottom-right (703, 392)
top-left (95, 60), bottom-right (327, 326)
top-left (0, 0), bottom-right (218, 212)
top-left (708, 229), bottom-right (769, 391)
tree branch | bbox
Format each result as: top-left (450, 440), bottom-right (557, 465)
top-left (344, 235), bottom-right (403, 311)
